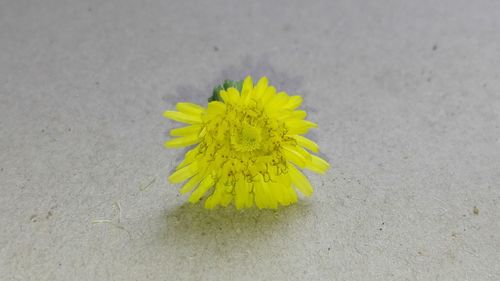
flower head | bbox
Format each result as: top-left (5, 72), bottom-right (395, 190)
top-left (164, 76), bottom-right (329, 209)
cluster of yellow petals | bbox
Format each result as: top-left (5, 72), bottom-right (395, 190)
top-left (164, 76), bottom-right (329, 209)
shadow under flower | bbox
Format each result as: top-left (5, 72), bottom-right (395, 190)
top-left (155, 202), bottom-right (313, 253)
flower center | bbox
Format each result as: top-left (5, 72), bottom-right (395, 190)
top-left (232, 122), bottom-right (262, 152)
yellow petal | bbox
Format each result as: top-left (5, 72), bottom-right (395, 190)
top-left (270, 182), bottom-right (286, 205)
top-left (253, 181), bottom-right (266, 209)
top-left (260, 86), bottom-right (276, 104)
top-left (168, 162), bottom-right (198, 184)
top-left (245, 192), bottom-right (254, 208)
top-left (219, 90), bottom-right (230, 103)
top-left (241, 88), bottom-right (251, 104)
top-left (293, 135), bottom-right (319, 153)
top-left (220, 192), bottom-right (233, 207)
top-left (176, 146), bottom-right (200, 169)
top-left (264, 183), bottom-right (278, 209)
top-left (305, 155), bottom-right (330, 174)
top-left (206, 101), bottom-right (226, 118)
top-left (282, 144), bottom-right (312, 168)
top-left (189, 176), bottom-right (214, 203)
top-left (288, 164), bottom-right (314, 196)
top-left (253, 175), bottom-right (276, 209)
top-left (221, 88), bottom-right (241, 104)
top-left (163, 110), bottom-right (202, 124)
top-left (164, 134), bottom-right (200, 148)
top-left (234, 178), bottom-right (250, 210)
top-left (285, 120), bottom-right (317, 135)
top-left (176, 102), bottom-right (205, 115)
top-left (255, 77), bottom-right (268, 96)
top-left (204, 196), bottom-right (215, 209)
top-left (204, 181), bottom-right (225, 209)
top-left (170, 125), bottom-right (202, 137)
top-left (266, 92), bottom-right (289, 111)
top-left (179, 172), bottom-right (204, 194)
top-left (290, 110), bottom-right (307, 120)
top-left (285, 185), bottom-right (298, 204)
top-left (284, 95), bottom-right (303, 110)
top-left (241, 76), bottom-right (253, 93)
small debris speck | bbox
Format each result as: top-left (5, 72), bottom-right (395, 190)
top-left (432, 44), bottom-right (438, 51)
top-left (473, 206), bottom-right (479, 215)
top-left (213, 46), bottom-right (219, 52)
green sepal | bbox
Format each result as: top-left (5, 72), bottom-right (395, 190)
top-left (208, 79), bottom-right (243, 102)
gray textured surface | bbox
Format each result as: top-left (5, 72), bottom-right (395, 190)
top-left (1, 0), bottom-right (500, 280)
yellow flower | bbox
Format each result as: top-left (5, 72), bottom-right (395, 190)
top-left (164, 76), bottom-right (329, 209)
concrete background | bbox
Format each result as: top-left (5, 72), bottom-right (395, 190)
top-left (1, 0), bottom-right (499, 280)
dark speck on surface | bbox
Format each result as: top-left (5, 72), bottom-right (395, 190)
top-left (213, 46), bottom-right (219, 52)
top-left (30, 214), bottom-right (37, 222)
top-left (473, 206), bottom-right (479, 215)
top-left (432, 44), bottom-right (438, 51)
